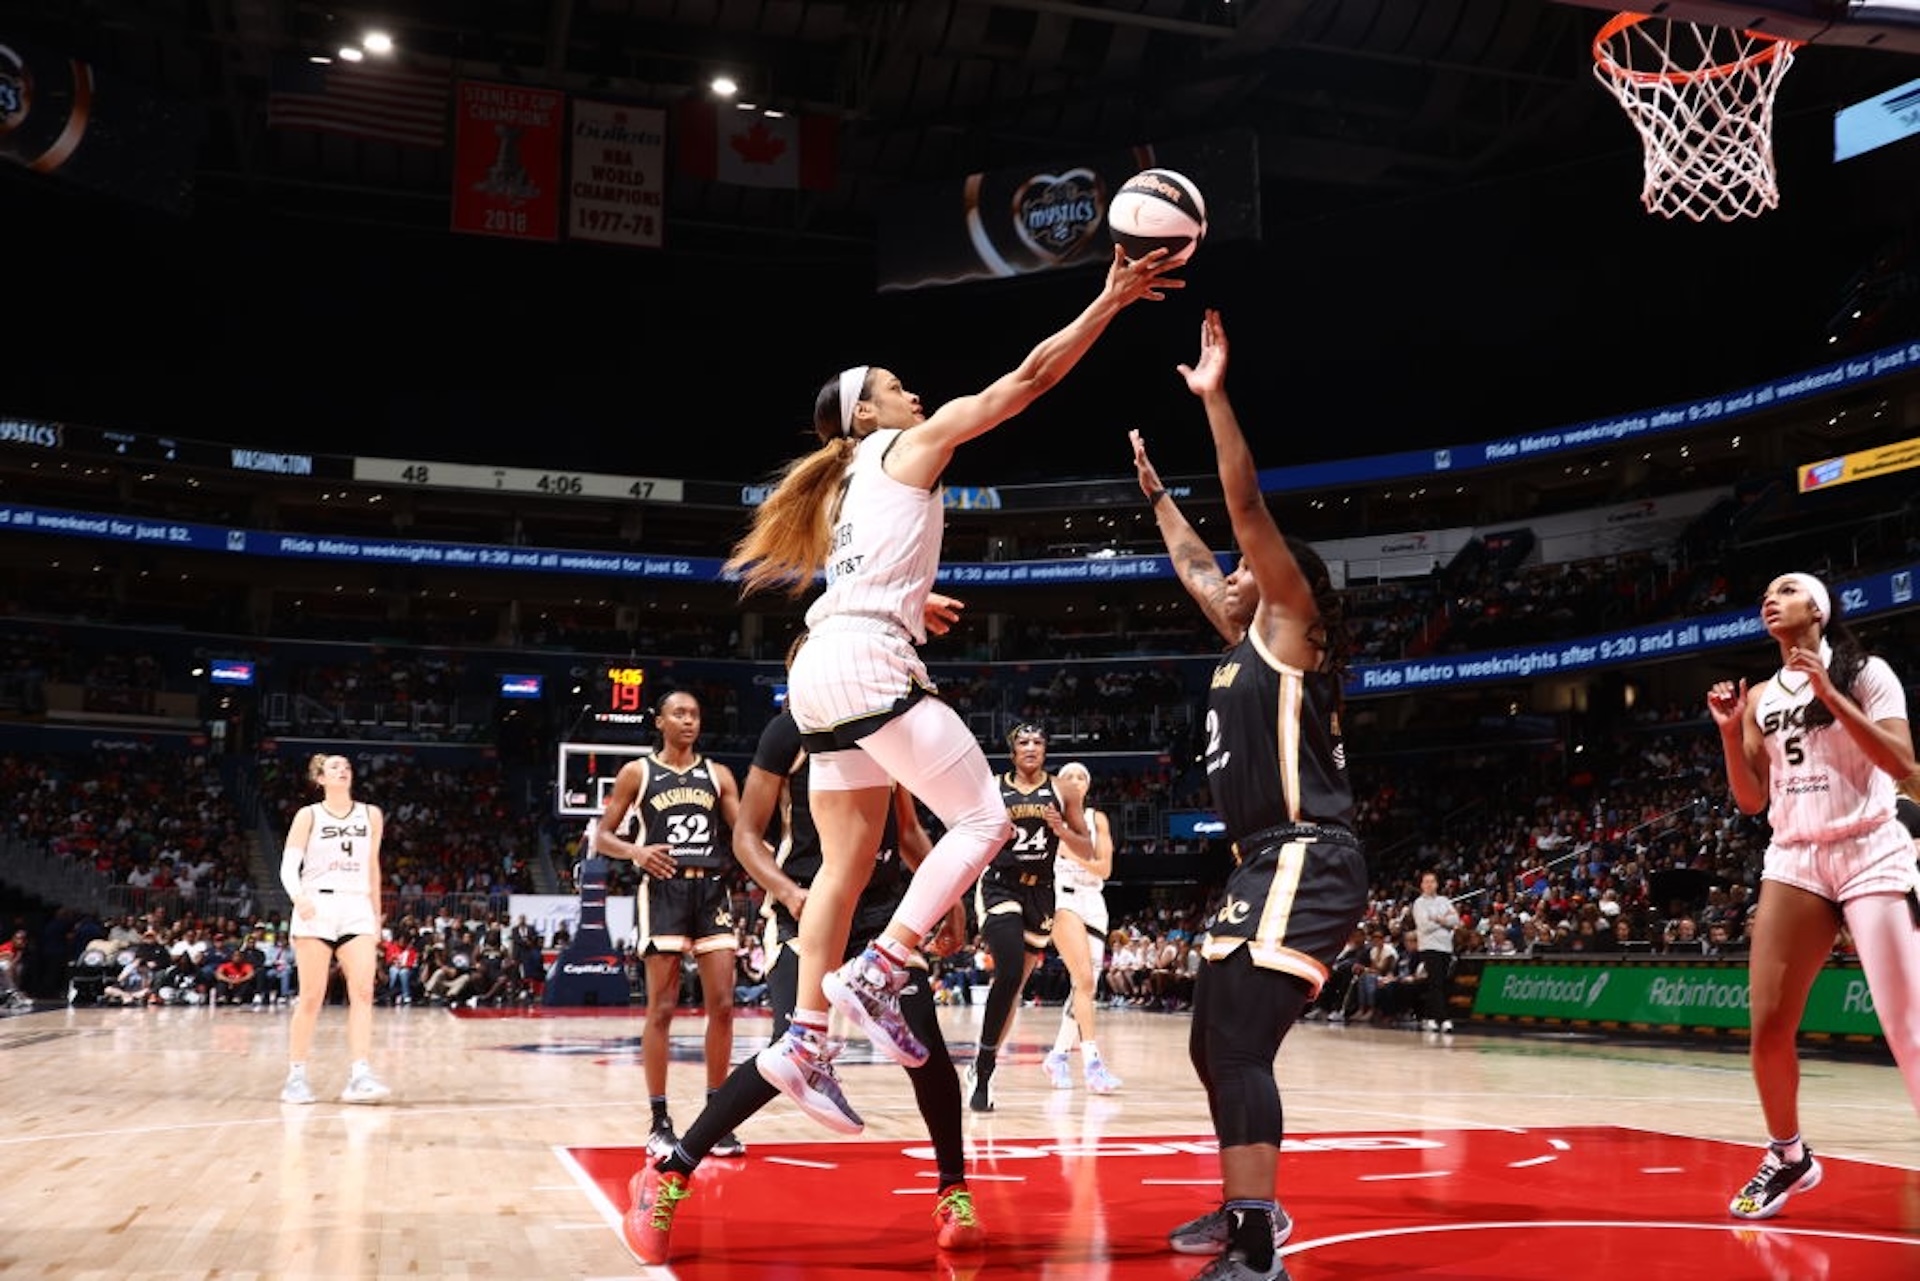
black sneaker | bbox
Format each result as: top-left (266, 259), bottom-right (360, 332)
top-left (965, 1061), bottom-right (995, 1113)
top-left (1168, 1202), bottom-right (1294, 1254)
top-left (1729, 1144), bottom-right (1822, 1220)
top-left (645, 1115), bottom-right (678, 1162)
top-left (709, 1130), bottom-right (747, 1158)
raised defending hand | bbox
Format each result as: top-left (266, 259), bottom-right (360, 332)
top-left (1129, 428), bottom-right (1164, 501)
top-left (1705, 678), bottom-right (1749, 731)
top-left (1102, 243), bottom-right (1185, 307)
top-left (1176, 307), bottom-right (1229, 397)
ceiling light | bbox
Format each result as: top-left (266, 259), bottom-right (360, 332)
top-left (711, 75), bottom-right (738, 97)
top-left (363, 31), bottom-right (394, 55)
top-left (339, 45), bottom-right (365, 63)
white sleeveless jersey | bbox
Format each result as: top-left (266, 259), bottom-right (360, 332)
top-left (1752, 655), bottom-right (1907, 843)
top-left (1054, 808), bottom-right (1107, 894)
top-left (300, 801), bottom-right (376, 894)
top-left (803, 428), bottom-right (944, 644)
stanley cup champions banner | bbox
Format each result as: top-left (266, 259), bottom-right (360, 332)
top-left (876, 129), bottom-right (1259, 294)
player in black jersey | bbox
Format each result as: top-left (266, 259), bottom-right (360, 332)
top-left (620, 707), bottom-right (979, 1267)
top-left (967, 722), bottom-right (1090, 1111)
top-left (593, 690), bottom-right (746, 1167)
top-left (1133, 310), bottom-right (1366, 1281)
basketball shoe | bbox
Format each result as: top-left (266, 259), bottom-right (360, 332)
top-left (1729, 1144), bottom-right (1822, 1220)
top-left (933, 1184), bottom-right (985, 1251)
top-left (965, 1060), bottom-right (995, 1112)
top-left (1168, 1202), bottom-right (1294, 1253)
top-left (823, 945), bottom-right (927, 1067)
top-left (755, 1027), bottom-right (863, 1134)
top-left (645, 1115), bottom-right (678, 1161)
top-left (1084, 1060), bottom-right (1122, 1095)
top-left (1189, 1249), bottom-right (1291, 1280)
top-left (1042, 1049), bottom-right (1073, 1090)
top-left (339, 1066), bottom-right (391, 1104)
top-left (279, 1069), bottom-right (315, 1105)
top-left (708, 1130), bottom-right (747, 1158)
top-left (622, 1163), bottom-right (690, 1266)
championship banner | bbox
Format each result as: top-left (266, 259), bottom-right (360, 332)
top-left (566, 98), bottom-right (664, 249)
top-left (876, 129), bottom-right (1259, 293)
top-left (450, 79), bottom-right (563, 242)
top-left (0, 36), bottom-right (200, 215)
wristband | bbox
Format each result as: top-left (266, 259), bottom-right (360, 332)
top-left (1148, 488), bottom-right (1169, 508)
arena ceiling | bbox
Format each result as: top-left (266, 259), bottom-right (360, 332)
top-left (6, 0), bottom-right (1911, 244)
top-left (5, 0), bottom-right (1919, 482)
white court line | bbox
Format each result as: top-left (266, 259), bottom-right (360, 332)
top-left (913, 1171), bottom-right (1024, 1181)
top-left (1280, 1219), bottom-right (1920, 1257)
top-left (765, 1156), bottom-right (837, 1169)
top-left (1357, 1170), bottom-right (1451, 1182)
top-left (1508, 1155), bottom-right (1556, 1169)
top-left (1641, 1167), bottom-right (1686, 1174)
top-left (1548, 1138), bottom-right (1572, 1151)
top-left (1142, 1178), bottom-right (1220, 1186)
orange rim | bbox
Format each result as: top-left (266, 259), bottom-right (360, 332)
top-left (1592, 11), bottom-right (1801, 87)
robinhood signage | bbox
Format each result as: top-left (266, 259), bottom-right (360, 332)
top-left (1473, 963), bottom-right (1886, 1037)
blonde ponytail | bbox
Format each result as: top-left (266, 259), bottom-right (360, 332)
top-left (726, 438), bottom-right (856, 598)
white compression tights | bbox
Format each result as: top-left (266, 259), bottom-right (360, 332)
top-left (854, 697), bottom-right (1011, 938)
top-left (1842, 890), bottom-right (1920, 1116)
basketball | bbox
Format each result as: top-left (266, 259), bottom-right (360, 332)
top-left (1106, 168), bottom-right (1207, 265)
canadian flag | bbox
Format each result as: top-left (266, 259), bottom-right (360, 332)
top-left (677, 100), bottom-right (837, 191)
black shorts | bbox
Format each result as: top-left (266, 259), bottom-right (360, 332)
top-left (976, 868), bottom-right (1054, 950)
top-left (1199, 824), bottom-right (1367, 999)
top-left (639, 871), bottom-right (737, 955)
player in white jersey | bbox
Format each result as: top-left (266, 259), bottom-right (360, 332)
top-left (723, 246), bottom-right (1181, 1134)
top-left (1707, 571), bottom-right (1920, 1221)
top-left (1042, 761), bottom-right (1122, 1094)
top-left (278, 753), bottom-right (391, 1105)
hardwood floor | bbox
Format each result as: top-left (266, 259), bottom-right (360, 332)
top-left (1, 999), bottom-right (1913, 1278)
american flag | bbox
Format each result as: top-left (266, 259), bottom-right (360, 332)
top-left (267, 56), bottom-right (449, 149)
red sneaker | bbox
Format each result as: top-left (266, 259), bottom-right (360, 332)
top-left (933, 1183), bottom-right (985, 1252)
top-left (622, 1164), bottom-right (691, 1265)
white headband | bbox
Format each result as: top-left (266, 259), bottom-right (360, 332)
top-left (1782, 572), bottom-right (1830, 624)
top-left (836, 366), bottom-right (870, 438)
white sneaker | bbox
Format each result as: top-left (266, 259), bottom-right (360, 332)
top-left (280, 1074), bottom-right (315, 1105)
top-left (1042, 1049), bottom-right (1073, 1090)
top-left (756, 1029), bottom-right (863, 1134)
top-left (1421, 1019), bottom-right (1439, 1032)
top-left (340, 1070), bottom-right (392, 1103)
top-left (1440, 1020), bottom-right (1454, 1034)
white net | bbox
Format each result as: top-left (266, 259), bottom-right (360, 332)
top-left (1592, 13), bottom-right (1800, 223)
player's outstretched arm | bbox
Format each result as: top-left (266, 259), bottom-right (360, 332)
top-left (1132, 427), bottom-right (1234, 643)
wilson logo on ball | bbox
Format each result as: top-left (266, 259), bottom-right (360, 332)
top-left (1106, 168), bottom-right (1207, 265)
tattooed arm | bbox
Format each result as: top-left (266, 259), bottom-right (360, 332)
top-left (1130, 427), bottom-right (1239, 645)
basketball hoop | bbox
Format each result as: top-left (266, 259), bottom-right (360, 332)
top-left (1592, 12), bottom-right (1802, 223)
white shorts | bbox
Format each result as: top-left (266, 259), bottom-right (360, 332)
top-left (1763, 816), bottom-right (1920, 904)
top-left (787, 620), bottom-right (933, 744)
top-left (1055, 884), bottom-right (1110, 937)
top-left (290, 890), bottom-right (379, 942)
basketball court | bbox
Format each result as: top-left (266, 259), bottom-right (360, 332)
top-left (2, 1000), bottom-right (1914, 1278)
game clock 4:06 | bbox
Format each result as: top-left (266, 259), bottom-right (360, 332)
top-left (603, 666), bottom-right (647, 716)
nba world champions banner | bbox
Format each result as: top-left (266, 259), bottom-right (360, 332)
top-left (876, 129), bottom-right (1259, 293)
top-left (0, 36), bottom-right (200, 215)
